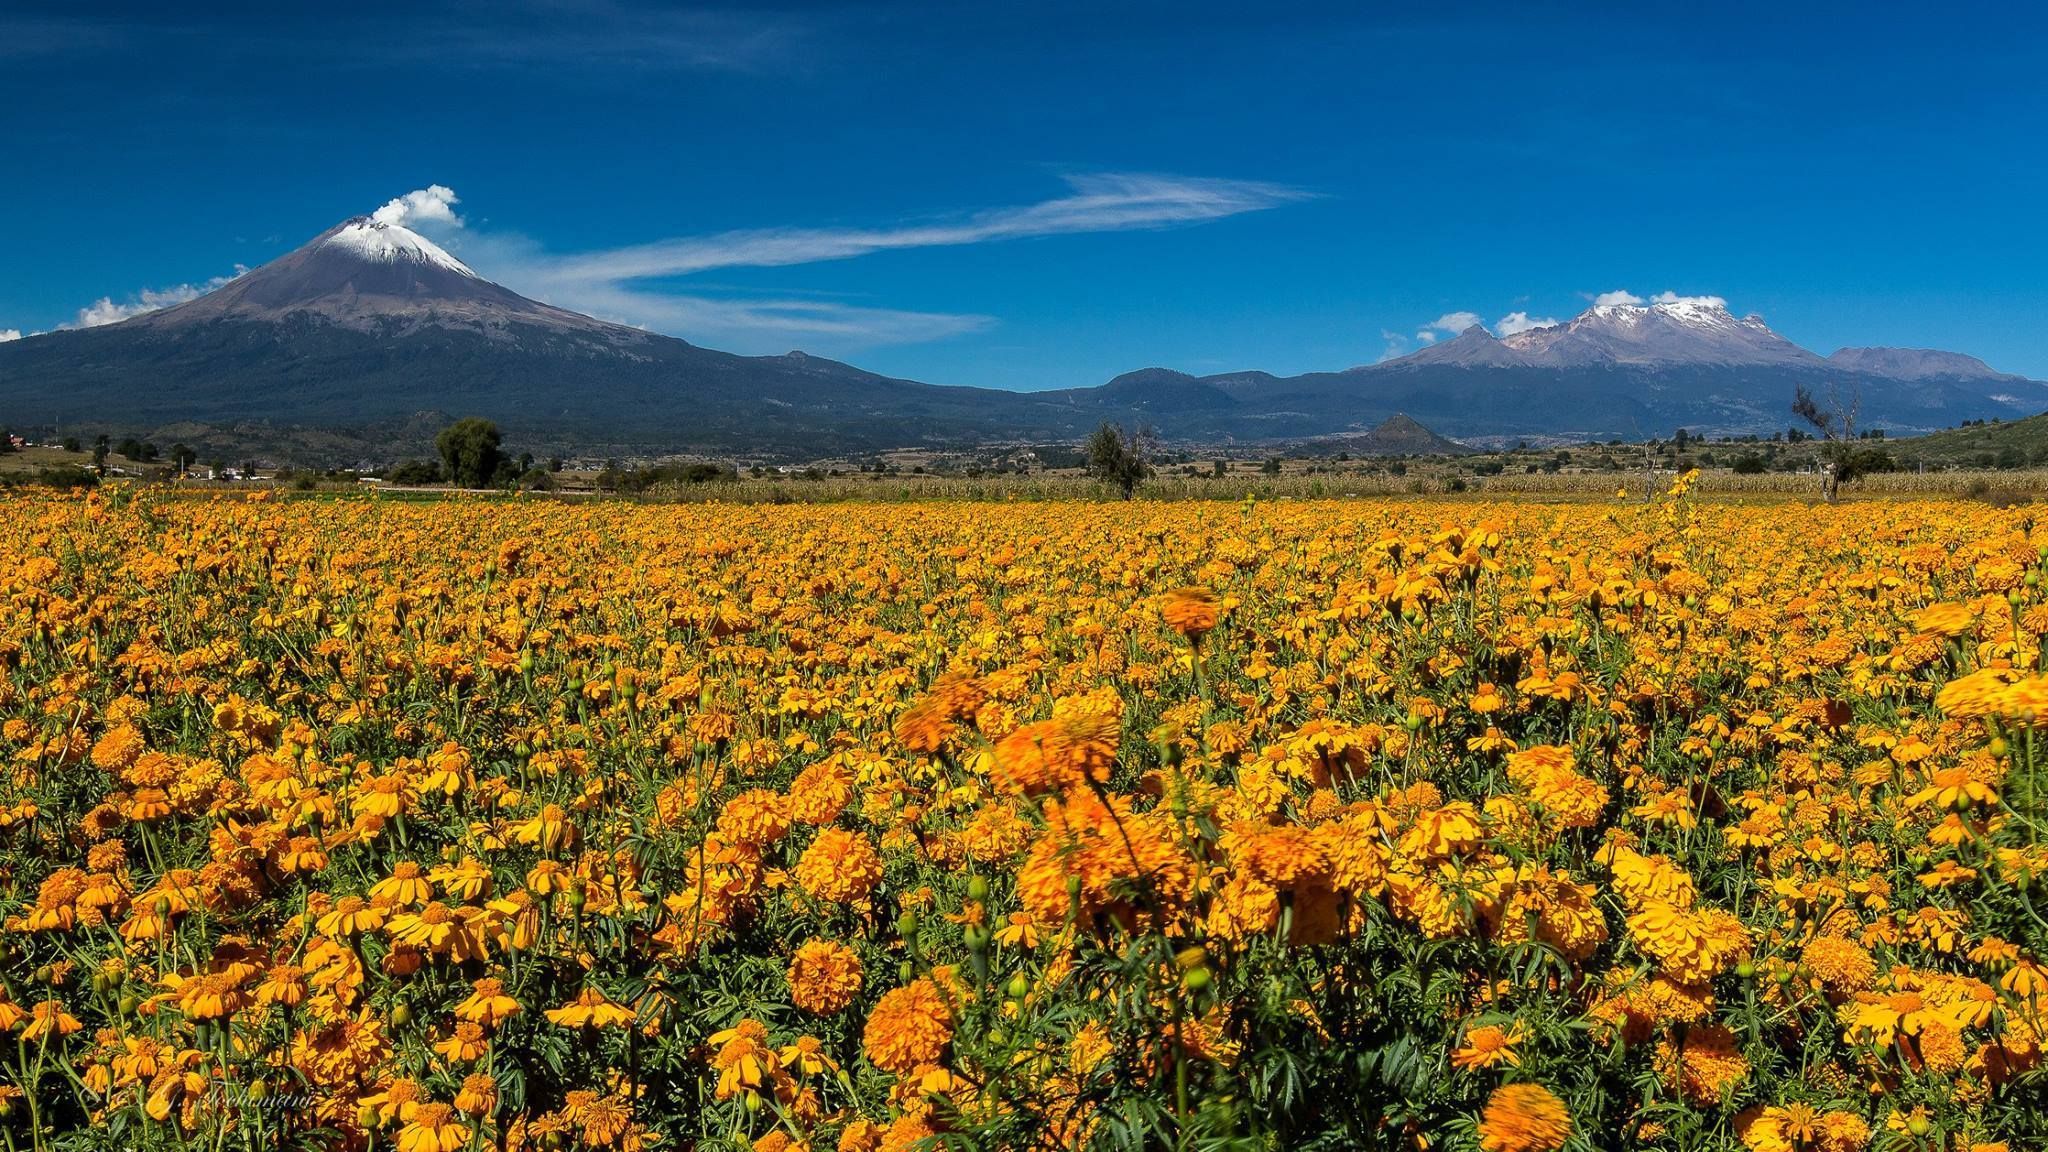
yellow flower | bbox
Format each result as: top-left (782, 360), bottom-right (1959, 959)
top-left (1907, 765), bottom-right (1997, 812)
top-left (171, 972), bottom-right (247, 1022)
top-left (433, 1021), bottom-right (491, 1063)
top-left (778, 1034), bottom-right (841, 1077)
top-left (546, 986), bottom-right (635, 1030)
top-left (511, 804), bottom-right (577, 852)
top-left (991, 911), bottom-right (1041, 949)
top-left (20, 999), bottom-right (82, 1043)
top-left (369, 861), bottom-right (434, 908)
top-left (1451, 1022), bottom-right (1525, 1070)
top-left (254, 964), bottom-right (306, 1007)
top-left (455, 977), bottom-right (523, 1027)
top-left (395, 1103), bottom-right (469, 1152)
top-left (1801, 935), bottom-right (1876, 994)
top-left (708, 1018), bottom-right (779, 1100)
top-left (317, 895), bottom-right (388, 937)
top-left (453, 1072), bottom-right (499, 1117)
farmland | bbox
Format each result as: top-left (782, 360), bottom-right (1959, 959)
top-left (0, 482), bottom-right (2042, 1151)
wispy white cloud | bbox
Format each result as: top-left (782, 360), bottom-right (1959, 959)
top-left (1592, 289), bottom-right (1644, 307)
top-left (1494, 310), bottom-right (1557, 336)
top-left (537, 173), bottom-right (1313, 285)
top-left (1377, 329), bottom-right (1412, 362)
top-left (374, 185), bottom-right (462, 229)
top-left (425, 173), bottom-right (1311, 349)
top-left (0, 328), bottom-right (19, 342)
top-left (64, 268), bottom-right (246, 329)
top-left (545, 281), bottom-right (994, 345)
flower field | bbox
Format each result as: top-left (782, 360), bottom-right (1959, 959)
top-left (1, 484), bottom-right (2045, 1152)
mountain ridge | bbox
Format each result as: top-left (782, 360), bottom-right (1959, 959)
top-left (2, 215), bottom-right (2042, 459)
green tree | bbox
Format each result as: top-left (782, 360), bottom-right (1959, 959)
top-left (1085, 422), bottom-right (1152, 499)
top-left (387, 459), bottom-right (445, 485)
top-left (170, 443), bottom-right (197, 477)
top-left (436, 418), bottom-right (504, 488)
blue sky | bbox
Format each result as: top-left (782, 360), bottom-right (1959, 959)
top-left (4, 0), bottom-right (2046, 387)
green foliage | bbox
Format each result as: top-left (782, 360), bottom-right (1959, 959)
top-left (437, 417), bottom-right (504, 488)
top-left (1087, 423), bottom-right (1154, 499)
top-left (596, 460), bottom-right (738, 493)
top-left (386, 458), bottom-right (446, 485)
top-left (6, 464), bottom-right (102, 489)
top-left (1820, 441), bottom-right (1896, 484)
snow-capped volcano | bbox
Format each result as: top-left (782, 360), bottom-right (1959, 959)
top-left (1376, 297), bottom-right (1824, 371)
top-left (1495, 298), bottom-right (1822, 368)
top-left (120, 215), bottom-right (619, 339)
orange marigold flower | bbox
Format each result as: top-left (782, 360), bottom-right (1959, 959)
top-left (718, 789), bottom-right (792, 847)
top-left (788, 938), bottom-right (864, 1015)
top-left (511, 804), bottom-right (576, 853)
top-left (992, 712), bottom-right (1120, 797)
top-left (794, 828), bottom-right (883, 907)
top-left (1160, 586), bottom-right (1221, 640)
top-left (1801, 935), bottom-right (1877, 995)
top-left (1477, 1083), bottom-right (1572, 1152)
top-left (861, 978), bottom-right (954, 1075)
top-left (370, 861), bottom-right (434, 908)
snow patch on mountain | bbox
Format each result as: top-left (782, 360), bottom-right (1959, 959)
top-left (321, 218), bottom-right (476, 278)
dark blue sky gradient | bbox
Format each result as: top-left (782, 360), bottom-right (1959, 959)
top-left (4, 1), bottom-right (2045, 387)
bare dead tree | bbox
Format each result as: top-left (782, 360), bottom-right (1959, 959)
top-left (1792, 383), bottom-right (1860, 502)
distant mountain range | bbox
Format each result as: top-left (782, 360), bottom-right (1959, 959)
top-left (1, 216), bottom-right (2041, 459)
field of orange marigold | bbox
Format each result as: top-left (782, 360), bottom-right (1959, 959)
top-left (0, 482), bottom-right (2045, 1152)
